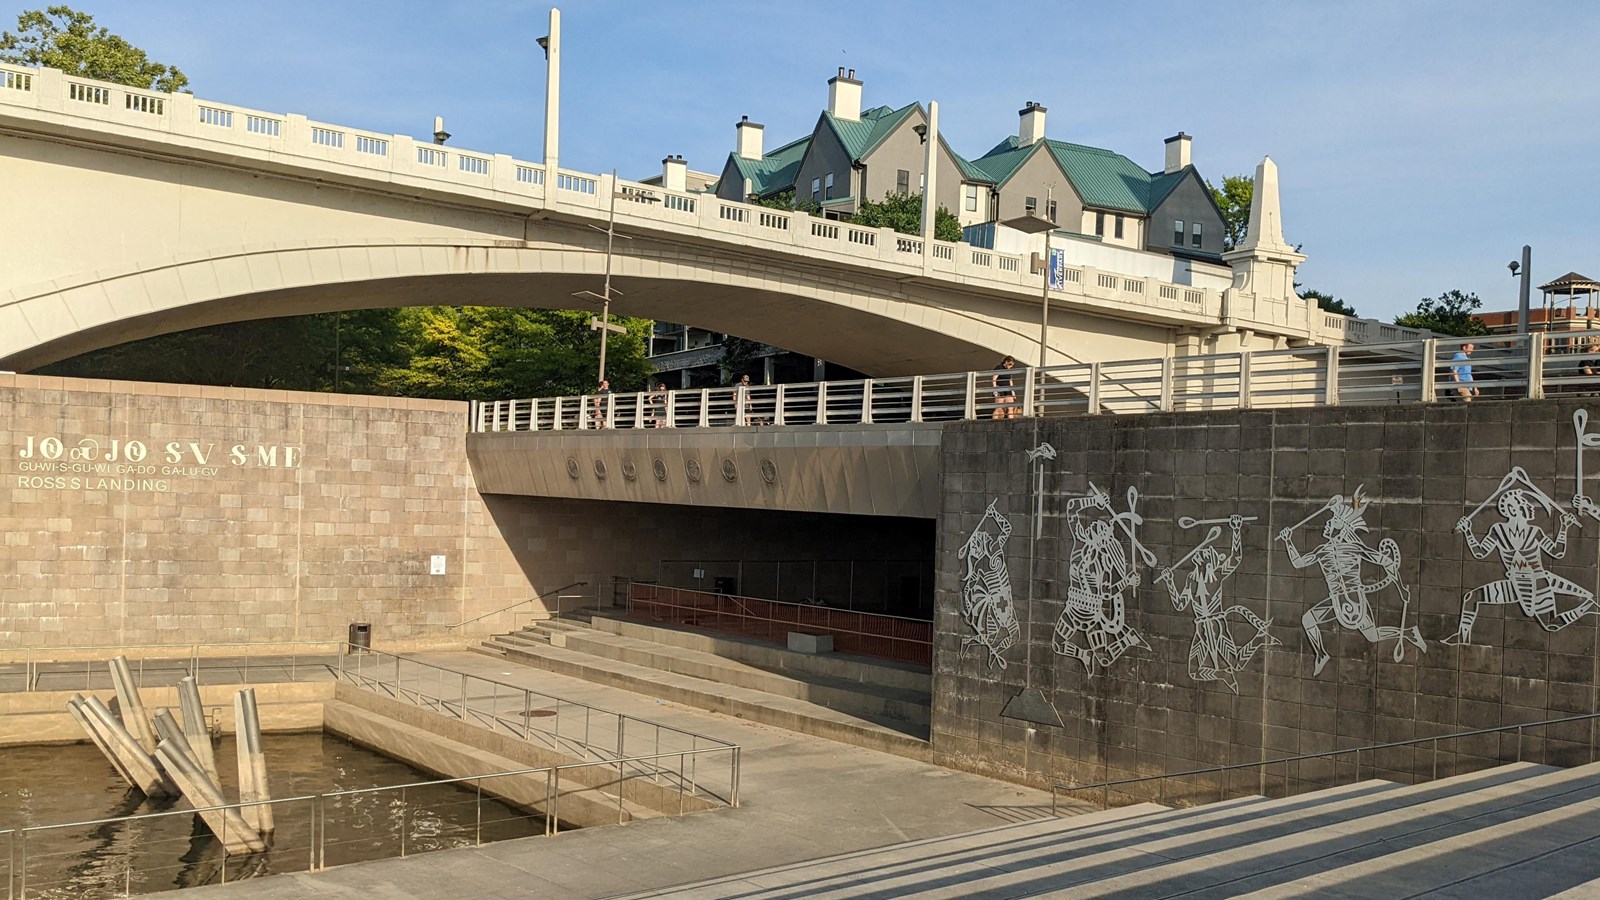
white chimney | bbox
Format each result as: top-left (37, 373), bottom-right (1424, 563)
top-left (1018, 101), bottom-right (1047, 146)
top-left (828, 67), bottom-right (862, 122)
top-left (662, 155), bottom-right (687, 192)
top-left (1164, 132), bottom-right (1192, 174)
top-left (736, 115), bottom-right (764, 160)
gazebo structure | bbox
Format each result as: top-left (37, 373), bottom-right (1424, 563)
top-left (1541, 271), bottom-right (1600, 331)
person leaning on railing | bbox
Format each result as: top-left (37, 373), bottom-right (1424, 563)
top-left (1449, 343), bottom-right (1479, 402)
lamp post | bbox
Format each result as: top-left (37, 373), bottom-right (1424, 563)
top-left (1001, 188), bottom-right (1057, 370)
top-left (573, 172), bottom-right (655, 385)
top-left (1510, 245), bottom-right (1531, 334)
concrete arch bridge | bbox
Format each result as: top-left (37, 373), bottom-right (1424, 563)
top-left (0, 64), bottom-right (1408, 374)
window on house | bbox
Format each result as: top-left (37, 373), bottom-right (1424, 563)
top-left (1173, 219), bottom-right (1185, 245)
top-left (825, 172), bottom-right (835, 200)
top-left (896, 169), bottom-right (910, 195)
top-left (812, 177), bottom-right (821, 203)
top-left (1048, 200), bottom-right (1058, 223)
top-left (1114, 215), bottom-right (1125, 239)
top-left (1094, 211), bottom-right (1105, 236)
top-left (1025, 196), bottom-right (1037, 214)
top-left (964, 184), bottom-right (978, 212)
top-left (1191, 222), bottom-right (1203, 248)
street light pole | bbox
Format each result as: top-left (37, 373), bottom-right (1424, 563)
top-left (597, 172), bottom-right (618, 385)
top-left (1515, 244), bottom-right (1532, 335)
top-left (1038, 187), bottom-right (1053, 370)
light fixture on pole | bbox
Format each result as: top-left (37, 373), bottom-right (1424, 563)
top-left (912, 123), bottom-right (928, 145)
top-left (573, 171), bottom-right (658, 385)
top-left (1510, 245), bottom-right (1532, 334)
top-left (1001, 187), bottom-right (1057, 370)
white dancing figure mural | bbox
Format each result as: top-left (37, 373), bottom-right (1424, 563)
top-left (1447, 466), bottom-right (1594, 644)
top-left (958, 500), bottom-right (1021, 669)
top-left (1052, 484), bottom-right (1152, 673)
top-left (1277, 487), bottom-right (1426, 675)
top-left (1158, 514), bottom-right (1280, 693)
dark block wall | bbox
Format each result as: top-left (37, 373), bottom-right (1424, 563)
top-left (932, 400), bottom-right (1600, 800)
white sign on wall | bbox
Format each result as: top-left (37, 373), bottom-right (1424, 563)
top-left (430, 555), bottom-right (447, 576)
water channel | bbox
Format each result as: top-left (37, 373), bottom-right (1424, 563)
top-left (0, 731), bottom-right (546, 897)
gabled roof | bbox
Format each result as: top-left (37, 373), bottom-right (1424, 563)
top-left (823, 103), bottom-right (917, 161)
top-left (726, 134), bottom-right (812, 198)
top-left (973, 135), bottom-right (1200, 215)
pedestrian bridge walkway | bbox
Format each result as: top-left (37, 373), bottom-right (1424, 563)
top-left (474, 330), bottom-right (1600, 433)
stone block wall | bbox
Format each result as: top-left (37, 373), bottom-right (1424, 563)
top-left (0, 374), bottom-right (535, 649)
top-left (933, 400), bottom-right (1600, 799)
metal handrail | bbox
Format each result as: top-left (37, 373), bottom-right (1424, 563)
top-left (446, 581), bottom-right (588, 628)
top-left (335, 647), bottom-right (736, 752)
top-left (474, 329), bottom-right (1600, 434)
top-left (1048, 708), bottom-right (1600, 815)
top-left (1, 744), bottom-right (741, 895)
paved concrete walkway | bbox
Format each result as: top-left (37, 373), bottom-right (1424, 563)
top-left (187, 651), bottom-right (1062, 899)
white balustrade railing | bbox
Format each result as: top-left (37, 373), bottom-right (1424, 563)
top-left (471, 331), bottom-right (1600, 433)
top-left (0, 60), bottom-right (1417, 349)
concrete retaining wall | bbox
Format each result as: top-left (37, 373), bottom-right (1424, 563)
top-left (933, 400), bottom-right (1600, 799)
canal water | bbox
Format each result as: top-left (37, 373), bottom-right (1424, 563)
top-left (0, 731), bottom-right (545, 897)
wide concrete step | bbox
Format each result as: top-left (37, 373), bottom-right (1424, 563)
top-left (510, 623), bottom-right (931, 727)
top-left (1233, 762), bottom-right (1600, 899)
top-left (1068, 761), bottom-right (1584, 898)
top-left (623, 762), bottom-right (1600, 899)
top-left (482, 635), bottom-right (932, 760)
top-left (579, 611), bottom-right (932, 694)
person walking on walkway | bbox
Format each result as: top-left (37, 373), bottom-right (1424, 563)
top-left (992, 356), bottom-right (1019, 419)
top-left (1450, 343), bottom-right (1479, 402)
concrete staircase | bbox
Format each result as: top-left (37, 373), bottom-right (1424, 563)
top-left (622, 760), bottom-right (1600, 898)
top-left (476, 612), bottom-right (932, 759)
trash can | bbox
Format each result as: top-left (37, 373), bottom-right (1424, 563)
top-left (348, 622), bottom-right (371, 653)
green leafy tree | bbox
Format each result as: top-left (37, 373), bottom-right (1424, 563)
top-left (0, 6), bottom-right (188, 91)
top-left (1207, 175), bottom-right (1252, 252)
top-left (718, 335), bottom-right (765, 385)
top-left (1300, 288), bottom-right (1356, 317)
top-left (753, 188), bottom-right (820, 216)
top-left (851, 192), bottom-right (963, 242)
top-left (1394, 290), bottom-right (1489, 337)
top-left (379, 307), bottom-right (654, 400)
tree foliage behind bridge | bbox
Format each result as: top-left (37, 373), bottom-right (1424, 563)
top-left (0, 6), bottom-right (188, 91)
top-left (1394, 290), bottom-right (1490, 337)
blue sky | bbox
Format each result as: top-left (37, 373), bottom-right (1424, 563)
top-left (89, 0), bottom-right (1600, 321)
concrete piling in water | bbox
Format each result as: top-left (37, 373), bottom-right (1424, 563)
top-left (155, 738), bottom-right (266, 855)
top-left (234, 689), bottom-right (274, 836)
top-left (177, 676), bottom-right (220, 784)
top-left (80, 694), bottom-right (176, 798)
top-left (107, 655), bottom-right (158, 753)
top-left (67, 693), bottom-right (140, 791)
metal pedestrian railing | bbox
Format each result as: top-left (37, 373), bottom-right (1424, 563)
top-left (473, 330), bottom-right (1600, 433)
top-left (0, 641), bottom-right (343, 693)
top-left (335, 649), bottom-right (739, 775)
top-left (0, 746), bottom-right (738, 898)
top-left (1049, 709), bottom-right (1600, 815)
top-left (626, 583), bottom-right (933, 667)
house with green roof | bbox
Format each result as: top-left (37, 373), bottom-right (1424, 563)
top-left (714, 69), bottom-right (994, 226)
top-left (970, 103), bottom-right (1226, 262)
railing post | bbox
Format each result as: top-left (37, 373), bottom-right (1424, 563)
top-left (1160, 356), bottom-right (1174, 412)
top-left (1420, 338), bottom-right (1438, 403)
top-left (552, 396), bottom-right (564, 430)
top-left (774, 384), bottom-right (787, 426)
top-left (1023, 366), bottom-right (1037, 418)
top-left (1087, 362), bottom-right (1101, 415)
top-left (1528, 333), bottom-right (1545, 400)
top-left (860, 380), bottom-right (874, 424)
top-left (529, 398), bottom-right (540, 431)
top-left (910, 376), bottom-right (924, 422)
top-left (604, 394), bottom-right (616, 429)
top-left (698, 389), bottom-right (711, 428)
top-left (1324, 346), bottom-right (1340, 405)
top-left (734, 386), bottom-right (747, 426)
top-left (664, 390), bottom-right (676, 428)
top-left (1238, 352), bottom-right (1252, 409)
top-left (816, 383), bottom-right (829, 425)
top-left (963, 371), bottom-right (977, 420)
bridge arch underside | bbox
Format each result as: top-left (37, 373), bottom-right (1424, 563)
top-left (0, 242), bottom-right (1170, 376)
